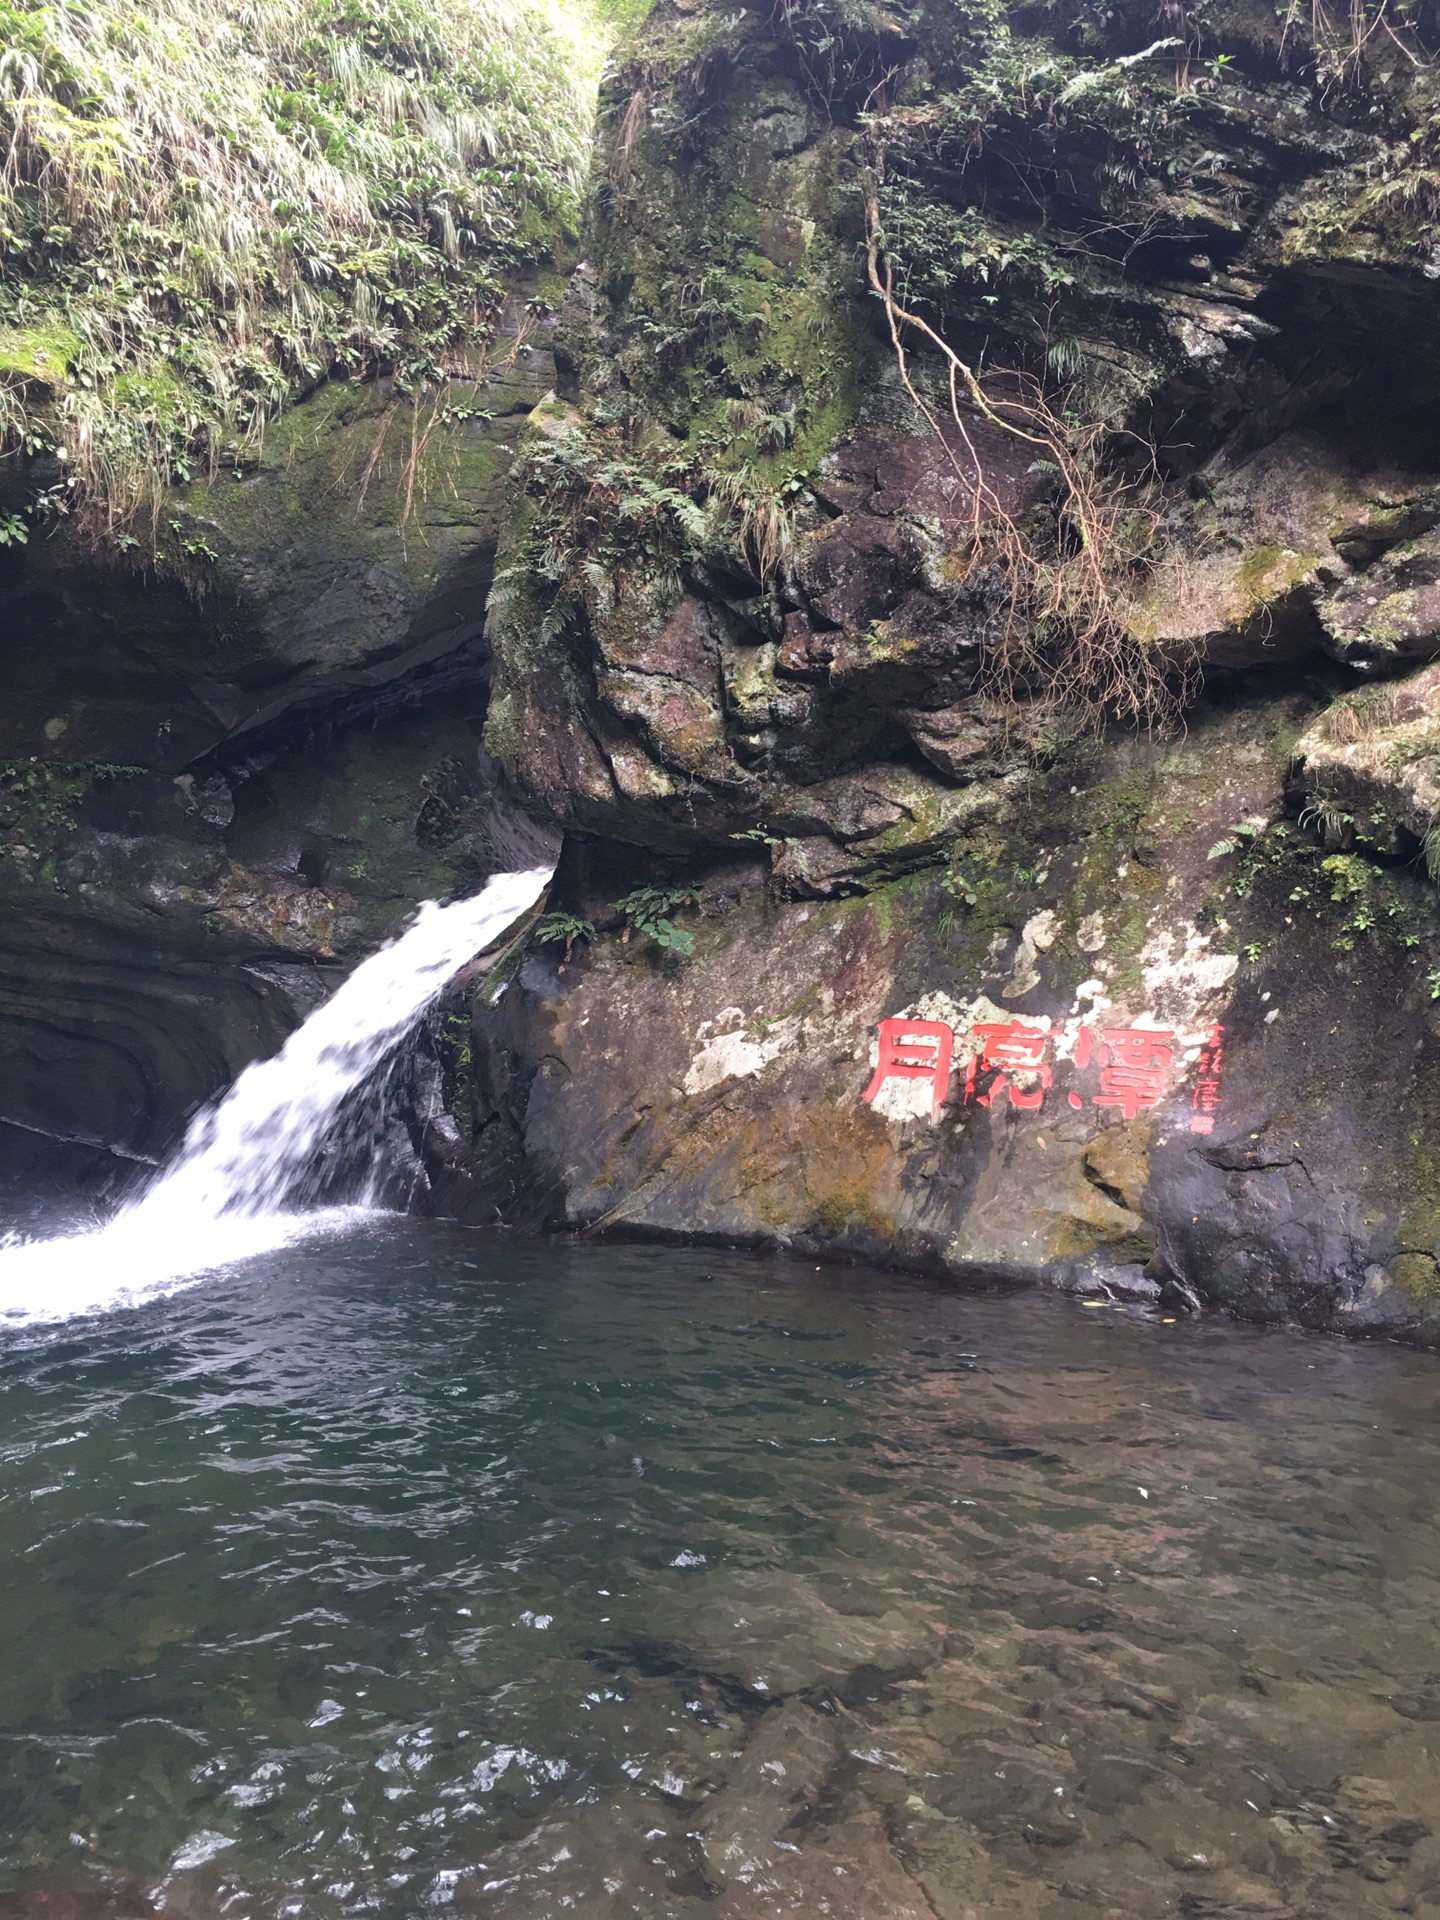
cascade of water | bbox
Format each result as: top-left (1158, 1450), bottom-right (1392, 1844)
top-left (0, 865), bottom-right (553, 1325)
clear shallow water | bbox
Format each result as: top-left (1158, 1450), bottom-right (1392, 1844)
top-left (0, 1227), bottom-right (1438, 1920)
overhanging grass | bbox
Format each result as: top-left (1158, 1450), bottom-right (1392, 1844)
top-left (0, 0), bottom-right (620, 537)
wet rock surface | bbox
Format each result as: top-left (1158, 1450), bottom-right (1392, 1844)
top-left (424, 675), bottom-right (1440, 1342)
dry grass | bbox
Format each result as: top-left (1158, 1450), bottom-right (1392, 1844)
top-left (1320, 686), bottom-right (1415, 742)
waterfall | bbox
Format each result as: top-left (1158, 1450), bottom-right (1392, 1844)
top-left (0, 866), bottom-right (553, 1326)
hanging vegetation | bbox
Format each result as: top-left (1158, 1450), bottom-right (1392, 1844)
top-left (0, 0), bottom-right (607, 536)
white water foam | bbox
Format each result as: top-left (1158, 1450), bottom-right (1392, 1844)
top-left (0, 865), bottom-right (553, 1325)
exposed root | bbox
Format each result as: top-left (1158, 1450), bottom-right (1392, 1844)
top-left (864, 184), bottom-right (1196, 734)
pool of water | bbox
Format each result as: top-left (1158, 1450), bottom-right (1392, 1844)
top-left (0, 1223), bottom-right (1438, 1920)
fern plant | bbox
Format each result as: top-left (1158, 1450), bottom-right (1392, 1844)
top-left (613, 883), bottom-right (697, 956)
top-left (532, 910), bottom-right (596, 963)
top-left (1207, 822), bottom-right (1262, 860)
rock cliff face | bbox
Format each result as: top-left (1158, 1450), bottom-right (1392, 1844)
top-left (424, 0), bottom-right (1440, 1341)
top-left (0, 308), bottom-right (558, 1187)
top-left (11, 0), bottom-right (1440, 1338)
top-left (426, 683), bottom-right (1440, 1340)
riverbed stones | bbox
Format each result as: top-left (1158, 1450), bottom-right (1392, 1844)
top-left (698, 1701), bottom-right (841, 1883)
top-left (711, 1808), bottom-right (934, 1920)
top-left (613, 1567), bottom-right (948, 1699)
top-left (0, 1890), bottom-right (162, 1919)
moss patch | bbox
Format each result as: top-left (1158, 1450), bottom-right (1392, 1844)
top-left (0, 322), bottom-right (81, 389)
top-left (1389, 1251), bottom-right (1440, 1304)
top-left (811, 1191), bottom-right (894, 1240)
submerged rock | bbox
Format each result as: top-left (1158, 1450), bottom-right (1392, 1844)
top-left (699, 1702), bottom-right (841, 1884)
top-left (711, 1808), bottom-right (934, 1920)
top-left (0, 1890), bottom-right (160, 1920)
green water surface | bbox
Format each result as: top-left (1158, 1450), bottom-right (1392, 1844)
top-left (0, 1225), bottom-right (1437, 1919)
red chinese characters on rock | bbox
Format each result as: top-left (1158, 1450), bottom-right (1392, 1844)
top-left (1066, 1025), bottom-right (1177, 1121)
top-left (961, 1020), bottom-right (1053, 1110)
top-left (1189, 1023), bottom-right (1225, 1134)
top-left (862, 1009), bottom-right (1226, 1125)
top-left (862, 1017), bottom-right (955, 1117)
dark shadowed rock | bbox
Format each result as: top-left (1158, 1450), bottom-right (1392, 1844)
top-left (0, 319), bottom-right (556, 1171)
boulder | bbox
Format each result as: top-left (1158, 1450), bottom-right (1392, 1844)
top-left (1318, 527), bottom-right (1440, 669)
